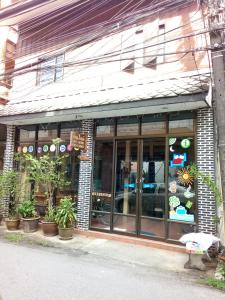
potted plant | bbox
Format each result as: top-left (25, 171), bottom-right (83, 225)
top-left (5, 206), bottom-right (20, 231)
top-left (42, 206), bottom-right (58, 236)
top-left (0, 170), bottom-right (21, 230)
top-left (18, 199), bottom-right (39, 233)
top-left (0, 202), bottom-right (3, 226)
top-left (17, 138), bottom-right (70, 236)
top-left (56, 197), bottom-right (76, 240)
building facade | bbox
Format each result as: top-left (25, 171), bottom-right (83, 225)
top-left (0, 0), bottom-right (220, 242)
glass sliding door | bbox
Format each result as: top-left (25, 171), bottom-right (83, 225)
top-left (140, 138), bottom-right (166, 238)
top-left (113, 140), bottom-right (138, 233)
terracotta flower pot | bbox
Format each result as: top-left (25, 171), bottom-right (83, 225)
top-left (21, 217), bottom-right (40, 233)
top-left (58, 227), bottom-right (74, 240)
top-left (5, 218), bottom-right (20, 231)
top-left (42, 221), bottom-right (58, 236)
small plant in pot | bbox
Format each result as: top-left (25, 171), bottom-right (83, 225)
top-left (5, 206), bottom-right (20, 231)
top-left (56, 197), bottom-right (76, 240)
top-left (42, 206), bottom-right (58, 236)
top-left (18, 199), bottom-right (39, 233)
top-left (0, 170), bottom-right (21, 230)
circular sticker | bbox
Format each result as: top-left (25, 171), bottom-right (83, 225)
top-left (28, 145), bottom-right (34, 153)
top-left (17, 146), bottom-right (22, 153)
top-left (181, 139), bottom-right (191, 149)
top-left (60, 144), bottom-right (66, 153)
top-left (22, 146), bottom-right (28, 153)
top-left (67, 144), bottom-right (73, 152)
top-left (50, 144), bottom-right (56, 152)
top-left (37, 146), bottom-right (42, 154)
top-left (43, 145), bottom-right (49, 153)
top-left (169, 138), bottom-right (176, 146)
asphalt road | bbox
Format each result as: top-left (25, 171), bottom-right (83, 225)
top-left (0, 241), bottom-right (224, 300)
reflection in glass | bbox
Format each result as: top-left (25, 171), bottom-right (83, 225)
top-left (91, 141), bottom-right (113, 230)
top-left (114, 141), bottom-right (137, 215)
top-left (168, 222), bottom-right (196, 240)
top-left (141, 139), bottom-right (165, 218)
top-left (113, 215), bottom-right (136, 233)
top-left (117, 118), bottom-right (139, 136)
top-left (141, 218), bottom-right (165, 237)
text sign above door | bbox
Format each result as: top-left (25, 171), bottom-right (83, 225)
top-left (70, 131), bottom-right (87, 151)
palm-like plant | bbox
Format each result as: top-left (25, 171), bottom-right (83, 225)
top-left (55, 197), bottom-right (76, 229)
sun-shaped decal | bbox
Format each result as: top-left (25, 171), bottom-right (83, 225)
top-left (177, 168), bottom-right (194, 186)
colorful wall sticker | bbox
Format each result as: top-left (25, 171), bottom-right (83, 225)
top-left (169, 181), bottom-right (177, 193)
top-left (181, 138), bottom-right (191, 149)
top-left (170, 153), bottom-right (187, 168)
top-left (184, 185), bottom-right (195, 198)
top-left (60, 144), bottom-right (66, 153)
top-left (37, 146), bottom-right (42, 154)
top-left (28, 145), bottom-right (34, 153)
top-left (170, 205), bottom-right (194, 222)
top-left (169, 138), bottom-right (176, 145)
top-left (185, 200), bottom-right (193, 209)
top-left (169, 196), bottom-right (180, 212)
top-left (43, 145), bottom-right (49, 153)
top-left (169, 146), bottom-right (175, 152)
top-left (67, 144), bottom-right (73, 152)
top-left (50, 144), bottom-right (56, 152)
top-left (22, 146), bottom-right (28, 154)
top-left (177, 168), bottom-right (194, 186)
top-left (17, 146), bottom-right (22, 153)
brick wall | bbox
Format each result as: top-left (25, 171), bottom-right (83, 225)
top-left (77, 120), bottom-right (94, 230)
top-left (2, 125), bottom-right (15, 216)
top-left (197, 108), bottom-right (217, 234)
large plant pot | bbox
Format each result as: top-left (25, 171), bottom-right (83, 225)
top-left (58, 227), bottom-right (74, 240)
top-left (42, 222), bottom-right (58, 236)
top-left (21, 217), bottom-right (40, 233)
top-left (5, 218), bottom-right (20, 230)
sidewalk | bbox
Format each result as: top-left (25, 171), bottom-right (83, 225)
top-left (0, 225), bottom-right (197, 275)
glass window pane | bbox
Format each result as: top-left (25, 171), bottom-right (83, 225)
top-left (141, 138), bottom-right (165, 218)
top-left (142, 114), bottom-right (166, 135)
top-left (38, 124), bottom-right (58, 142)
top-left (60, 121), bottom-right (81, 141)
top-left (114, 141), bottom-right (137, 215)
top-left (19, 125), bottom-right (36, 142)
top-left (96, 125), bottom-right (114, 137)
top-left (91, 212), bottom-right (111, 230)
top-left (169, 112), bottom-right (194, 133)
top-left (0, 125), bottom-right (6, 141)
top-left (113, 215), bottom-right (136, 233)
top-left (141, 218), bottom-right (165, 238)
top-left (117, 117), bottom-right (139, 136)
top-left (168, 137), bottom-right (196, 223)
top-left (168, 222), bottom-right (196, 240)
top-left (92, 141), bottom-right (113, 213)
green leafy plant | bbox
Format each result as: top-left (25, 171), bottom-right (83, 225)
top-left (199, 277), bottom-right (225, 291)
top-left (0, 170), bottom-right (21, 218)
top-left (16, 139), bottom-right (71, 210)
top-left (55, 197), bottom-right (76, 229)
top-left (18, 199), bottom-right (37, 218)
top-left (44, 206), bottom-right (56, 222)
top-left (218, 261), bottom-right (225, 277)
top-left (187, 164), bottom-right (222, 205)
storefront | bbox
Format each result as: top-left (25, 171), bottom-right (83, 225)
top-left (91, 112), bottom-right (197, 241)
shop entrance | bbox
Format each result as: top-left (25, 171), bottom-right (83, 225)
top-left (113, 138), bottom-right (166, 238)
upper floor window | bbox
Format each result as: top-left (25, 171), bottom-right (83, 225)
top-left (37, 53), bottom-right (64, 86)
top-left (4, 40), bottom-right (16, 87)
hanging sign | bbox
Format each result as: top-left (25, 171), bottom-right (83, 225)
top-left (70, 131), bottom-right (87, 151)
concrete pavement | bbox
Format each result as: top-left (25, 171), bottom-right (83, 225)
top-left (0, 240), bottom-right (224, 300)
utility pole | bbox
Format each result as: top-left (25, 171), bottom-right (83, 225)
top-left (206, 0), bottom-right (225, 236)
